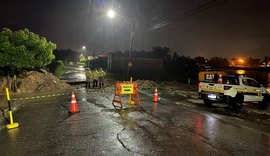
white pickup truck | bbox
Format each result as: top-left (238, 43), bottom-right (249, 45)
top-left (198, 75), bottom-right (270, 110)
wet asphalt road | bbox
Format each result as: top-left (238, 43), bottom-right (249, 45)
top-left (1, 87), bottom-right (270, 156)
top-left (59, 64), bottom-right (86, 82)
top-left (1, 64), bottom-right (270, 156)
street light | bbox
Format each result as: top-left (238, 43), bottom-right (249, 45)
top-left (106, 9), bottom-right (134, 80)
top-left (82, 46), bottom-right (86, 50)
top-left (107, 9), bottom-right (115, 19)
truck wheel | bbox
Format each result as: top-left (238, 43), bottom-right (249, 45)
top-left (203, 99), bottom-right (212, 107)
top-left (259, 95), bottom-right (270, 110)
top-left (233, 95), bottom-right (243, 111)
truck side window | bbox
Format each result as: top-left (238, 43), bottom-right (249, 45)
top-left (248, 79), bottom-right (260, 88)
top-left (242, 79), bottom-right (249, 86)
top-left (242, 79), bottom-right (260, 87)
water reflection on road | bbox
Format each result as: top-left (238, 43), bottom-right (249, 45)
top-left (60, 65), bottom-right (86, 81)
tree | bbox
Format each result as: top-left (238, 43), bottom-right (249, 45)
top-left (194, 56), bottom-right (206, 66)
top-left (0, 28), bottom-right (56, 74)
top-left (208, 57), bottom-right (229, 68)
top-left (46, 60), bottom-right (65, 77)
top-left (248, 57), bottom-right (261, 67)
top-left (151, 46), bottom-right (171, 58)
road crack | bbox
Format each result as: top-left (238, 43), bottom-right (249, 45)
top-left (116, 127), bottom-right (148, 156)
top-left (117, 128), bottom-right (130, 151)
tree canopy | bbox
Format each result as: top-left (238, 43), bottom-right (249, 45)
top-left (208, 57), bottom-right (229, 68)
top-left (0, 28), bottom-right (56, 73)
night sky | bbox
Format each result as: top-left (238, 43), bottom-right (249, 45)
top-left (1, 0), bottom-right (270, 58)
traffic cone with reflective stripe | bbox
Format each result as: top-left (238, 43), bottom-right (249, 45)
top-left (153, 87), bottom-right (158, 103)
top-left (69, 91), bottom-right (79, 113)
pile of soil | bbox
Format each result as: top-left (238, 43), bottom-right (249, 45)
top-left (136, 79), bottom-right (197, 91)
top-left (137, 80), bottom-right (157, 90)
top-left (0, 69), bottom-right (69, 94)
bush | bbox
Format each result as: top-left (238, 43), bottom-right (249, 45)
top-left (47, 60), bottom-right (65, 77)
top-left (0, 28), bottom-right (56, 75)
top-left (80, 57), bottom-right (88, 63)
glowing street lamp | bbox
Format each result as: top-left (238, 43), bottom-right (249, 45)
top-left (107, 9), bottom-right (115, 19)
top-left (82, 46), bottom-right (86, 50)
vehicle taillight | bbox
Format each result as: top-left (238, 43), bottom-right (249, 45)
top-left (224, 85), bottom-right (232, 90)
top-left (198, 82), bottom-right (202, 88)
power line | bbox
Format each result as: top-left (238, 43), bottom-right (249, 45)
top-left (149, 0), bottom-right (227, 31)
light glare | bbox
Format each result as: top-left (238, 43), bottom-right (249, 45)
top-left (107, 9), bottom-right (115, 18)
top-left (238, 59), bottom-right (244, 63)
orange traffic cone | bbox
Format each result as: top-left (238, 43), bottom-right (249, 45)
top-left (153, 87), bottom-right (158, 103)
top-left (69, 91), bottom-right (79, 113)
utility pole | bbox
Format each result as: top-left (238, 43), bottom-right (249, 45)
top-left (127, 32), bottom-right (134, 80)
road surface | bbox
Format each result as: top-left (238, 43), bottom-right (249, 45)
top-left (0, 87), bottom-right (270, 155)
top-left (1, 64), bottom-right (270, 155)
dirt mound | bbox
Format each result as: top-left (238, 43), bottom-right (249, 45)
top-left (136, 79), bottom-right (197, 91)
top-left (0, 69), bottom-right (69, 93)
top-left (137, 80), bottom-right (157, 90)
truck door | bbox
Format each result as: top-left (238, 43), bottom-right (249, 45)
top-left (242, 78), bottom-right (262, 102)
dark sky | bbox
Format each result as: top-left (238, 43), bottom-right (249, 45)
top-left (1, 0), bottom-right (270, 58)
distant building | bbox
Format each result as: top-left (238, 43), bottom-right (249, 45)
top-left (87, 55), bottom-right (97, 60)
top-left (85, 52), bottom-right (108, 69)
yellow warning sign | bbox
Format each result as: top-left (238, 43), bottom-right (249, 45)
top-left (121, 84), bottom-right (134, 94)
top-left (112, 79), bottom-right (140, 108)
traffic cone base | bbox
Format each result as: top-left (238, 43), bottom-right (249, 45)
top-left (69, 103), bottom-right (79, 113)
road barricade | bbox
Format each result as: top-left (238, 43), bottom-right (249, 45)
top-left (112, 79), bottom-right (140, 109)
